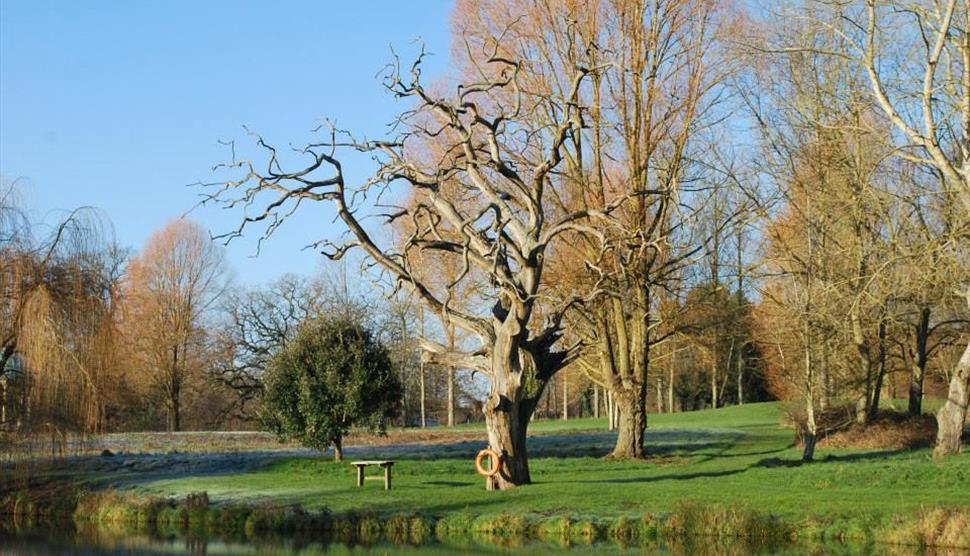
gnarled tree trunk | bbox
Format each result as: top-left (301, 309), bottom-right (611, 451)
top-left (933, 338), bottom-right (970, 457)
top-left (480, 314), bottom-right (553, 489)
top-left (483, 391), bottom-right (534, 488)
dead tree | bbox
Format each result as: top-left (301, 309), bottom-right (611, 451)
top-left (201, 51), bottom-right (617, 488)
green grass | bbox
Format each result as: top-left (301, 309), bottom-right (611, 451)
top-left (136, 402), bottom-right (969, 522)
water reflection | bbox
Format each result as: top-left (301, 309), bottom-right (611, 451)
top-left (0, 524), bottom-right (957, 556)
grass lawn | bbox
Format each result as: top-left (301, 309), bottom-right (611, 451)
top-left (133, 402), bottom-right (970, 522)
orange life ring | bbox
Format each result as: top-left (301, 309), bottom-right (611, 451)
top-left (475, 448), bottom-right (501, 477)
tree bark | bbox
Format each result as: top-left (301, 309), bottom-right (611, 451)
top-left (933, 338), bottom-right (970, 457)
top-left (333, 437), bottom-right (344, 462)
top-left (480, 313), bottom-right (553, 489)
top-left (483, 380), bottom-right (536, 489)
top-left (610, 384), bottom-right (646, 459)
top-left (802, 332), bottom-right (817, 462)
top-left (710, 352), bottom-right (719, 409)
top-left (169, 344), bottom-right (182, 432)
top-left (820, 344), bottom-right (831, 412)
top-left (656, 376), bottom-right (664, 413)
top-left (604, 392), bottom-right (610, 427)
top-left (0, 345), bottom-right (10, 428)
top-left (419, 360), bottom-right (426, 428)
top-left (562, 372), bottom-right (568, 420)
top-left (601, 293), bottom-right (650, 458)
top-left (419, 308), bottom-right (426, 428)
top-left (668, 363), bottom-right (675, 413)
top-left (851, 311), bottom-right (874, 425)
top-left (446, 323), bottom-right (456, 427)
top-left (172, 401), bottom-right (181, 433)
top-left (909, 306), bottom-right (930, 415)
top-left (867, 319), bottom-right (887, 422)
top-left (736, 345), bottom-right (744, 406)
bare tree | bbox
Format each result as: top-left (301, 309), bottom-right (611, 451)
top-left (453, 0), bottom-right (739, 458)
top-left (213, 274), bottom-right (322, 415)
top-left (201, 47), bottom-right (608, 488)
top-left (791, 0), bottom-right (970, 456)
top-left (124, 219), bottom-right (230, 432)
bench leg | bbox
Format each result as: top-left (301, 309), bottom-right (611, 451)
top-left (384, 466), bottom-right (391, 490)
top-left (356, 466), bottom-right (364, 487)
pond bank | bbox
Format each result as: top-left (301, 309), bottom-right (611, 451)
top-left (2, 485), bottom-right (968, 552)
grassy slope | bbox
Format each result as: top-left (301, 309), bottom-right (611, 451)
top-left (138, 402), bottom-right (969, 521)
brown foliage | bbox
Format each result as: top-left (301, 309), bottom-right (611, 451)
top-left (121, 219), bottom-right (230, 432)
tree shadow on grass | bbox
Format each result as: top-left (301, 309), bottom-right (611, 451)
top-left (691, 443), bottom-right (794, 464)
top-left (570, 466), bottom-right (750, 485)
top-left (343, 428), bottom-right (754, 465)
top-left (527, 429), bottom-right (741, 459)
top-left (570, 445), bottom-right (915, 486)
top-left (753, 447), bottom-right (913, 468)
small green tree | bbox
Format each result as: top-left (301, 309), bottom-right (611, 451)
top-left (261, 315), bottom-right (401, 461)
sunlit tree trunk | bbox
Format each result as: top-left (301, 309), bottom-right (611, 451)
top-left (802, 337), bottom-right (817, 462)
top-left (934, 290), bottom-right (970, 457)
top-left (604, 291), bottom-right (650, 459)
top-left (445, 322), bottom-right (455, 427)
top-left (934, 338), bottom-right (970, 457)
top-left (483, 324), bottom-right (543, 488)
top-left (561, 371), bottom-right (568, 421)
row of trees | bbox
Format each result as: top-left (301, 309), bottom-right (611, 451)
top-left (0, 201), bottom-right (232, 439)
top-left (0, 191), bottom-right (479, 439)
top-left (751, 0), bottom-right (970, 460)
top-left (202, 0), bottom-right (968, 489)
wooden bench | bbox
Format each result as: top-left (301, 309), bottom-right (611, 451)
top-left (351, 460), bottom-right (395, 490)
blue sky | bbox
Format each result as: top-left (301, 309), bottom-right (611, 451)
top-left (0, 0), bottom-right (453, 285)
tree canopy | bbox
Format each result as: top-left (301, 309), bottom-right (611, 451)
top-left (261, 315), bottom-right (402, 461)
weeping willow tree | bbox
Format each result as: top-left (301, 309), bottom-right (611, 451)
top-left (0, 180), bottom-right (122, 450)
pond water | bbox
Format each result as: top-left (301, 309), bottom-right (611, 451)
top-left (0, 526), bottom-right (947, 556)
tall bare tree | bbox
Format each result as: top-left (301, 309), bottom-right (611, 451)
top-left (125, 219), bottom-right (230, 432)
top-left (213, 274), bottom-right (323, 416)
top-left (454, 0), bottom-right (739, 458)
top-left (201, 45), bottom-right (611, 487)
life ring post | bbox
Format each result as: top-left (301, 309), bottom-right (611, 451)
top-left (475, 447), bottom-right (501, 490)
